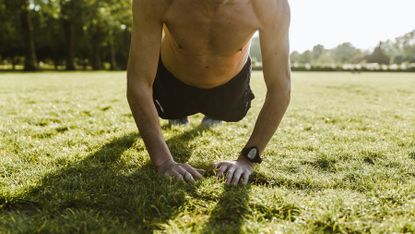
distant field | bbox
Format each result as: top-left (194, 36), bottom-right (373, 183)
top-left (1, 72), bottom-right (415, 233)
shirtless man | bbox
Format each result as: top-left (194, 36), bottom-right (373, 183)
top-left (127, 0), bottom-right (291, 186)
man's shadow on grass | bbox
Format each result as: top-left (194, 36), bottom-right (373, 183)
top-left (201, 185), bottom-right (250, 233)
top-left (1, 124), bottom-right (251, 232)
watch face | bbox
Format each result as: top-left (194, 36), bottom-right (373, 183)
top-left (247, 148), bottom-right (257, 160)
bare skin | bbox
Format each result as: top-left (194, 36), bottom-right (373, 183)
top-left (127, 0), bottom-right (291, 186)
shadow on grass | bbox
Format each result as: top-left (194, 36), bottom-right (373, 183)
top-left (202, 185), bottom-right (250, 233)
top-left (166, 124), bottom-right (210, 164)
top-left (1, 124), bottom-right (252, 232)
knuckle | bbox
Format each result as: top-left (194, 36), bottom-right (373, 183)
top-left (177, 165), bottom-right (186, 173)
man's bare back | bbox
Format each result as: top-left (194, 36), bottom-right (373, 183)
top-left (127, 0), bottom-right (291, 186)
top-left (161, 0), bottom-right (259, 88)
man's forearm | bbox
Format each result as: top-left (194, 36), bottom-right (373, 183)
top-left (127, 85), bottom-right (173, 168)
top-left (243, 89), bottom-right (291, 155)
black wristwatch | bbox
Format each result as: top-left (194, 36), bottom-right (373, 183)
top-left (241, 146), bottom-right (262, 164)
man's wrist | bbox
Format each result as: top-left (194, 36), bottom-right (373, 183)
top-left (237, 155), bottom-right (255, 168)
top-left (154, 158), bottom-right (176, 173)
top-left (239, 146), bottom-right (263, 165)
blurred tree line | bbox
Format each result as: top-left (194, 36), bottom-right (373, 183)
top-left (0, 0), bottom-right (131, 71)
top-left (0, 0), bottom-right (413, 72)
top-left (250, 30), bottom-right (415, 69)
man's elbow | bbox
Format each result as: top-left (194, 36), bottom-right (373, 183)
top-left (126, 78), bottom-right (150, 108)
top-left (126, 86), bottom-right (135, 105)
top-left (268, 80), bottom-right (291, 107)
top-left (126, 74), bottom-right (136, 104)
top-left (126, 70), bottom-right (151, 98)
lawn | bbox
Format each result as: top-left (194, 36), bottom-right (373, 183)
top-left (1, 71), bottom-right (415, 233)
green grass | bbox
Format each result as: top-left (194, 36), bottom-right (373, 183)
top-left (1, 71), bottom-right (415, 233)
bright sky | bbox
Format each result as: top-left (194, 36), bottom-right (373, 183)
top-left (289, 0), bottom-right (415, 52)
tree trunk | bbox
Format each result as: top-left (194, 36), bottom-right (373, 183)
top-left (83, 59), bottom-right (88, 70)
top-left (109, 39), bottom-right (118, 70)
top-left (53, 58), bottom-right (59, 70)
top-left (11, 58), bottom-right (18, 70)
top-left (20, 2), bottom-right (38, 71)
top-left (91, 27), bottom-right (103, 70)
top-left (91, 43), bottom-right (102, 70)
top-left (62, 18), bottom-right (76, 70)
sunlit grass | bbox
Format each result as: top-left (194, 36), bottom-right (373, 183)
top-left (1, 71), bottom-right (415, 233)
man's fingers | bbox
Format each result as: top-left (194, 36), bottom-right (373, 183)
top-left (169, 170), bottom-right (185, 182)
top-left (209, 162), bottom-right (221, 171)
top-left (196, 168), bottom-right (206, 175)
top-left (184, 171), bottom-right (196, 184)
top-left (242, 172), bottom-right (250, 185)
top-left (181, 164), bottom-right (204, 180)
top-left (217, 164), bottom-right (229, 177)
top-left (174, 165), bottom-right (196, 183)
top-left (175, 165), bottom-right (187, 175)
top-left (226, 167), bottom-right (236, 184)
top-left (231, 169), bottom-right (243, 186)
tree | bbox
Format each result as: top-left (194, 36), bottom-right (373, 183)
top-left (311, 44), bottom-right (325, 64)
top-left (6, 0), bottom-right (39, 71)
top-left (290, 51), bottom-right (301, 65)
top-left (298, 50), bottom-right (312, 64)
top-left (0, 0), bottom-right (23, 69)
top-left (331, 42), bottom-right (362, 64)
top-left (35, 11), bottom-right (65, 69)
top-left (34, 0), bottom-right (131, 70)
top-left (367, 42), bottom-right (390, 65)
top-left (60, 0), bottom-right (84, 70)
top-left (384, 30), bottom-right (415, 64)
top-left (38, 0), bottom-right (84, 70)
top-left (82, 0), bottom-right (131, 70)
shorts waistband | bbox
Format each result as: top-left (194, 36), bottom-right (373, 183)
top-left (157, 56), bottom-right (252, 93)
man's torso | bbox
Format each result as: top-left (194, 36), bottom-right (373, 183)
top-left (160, 0), bottom-right (261, 88)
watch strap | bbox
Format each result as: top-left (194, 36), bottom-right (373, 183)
top-left (241, 146), bottom-right (262, 164)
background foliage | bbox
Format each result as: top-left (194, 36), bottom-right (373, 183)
top-left (0, 0), bottom-right (414, 71)
top-left (0, 0), bottom-right (131, 71)
top-left (251, 30), bottom-right (415, 71)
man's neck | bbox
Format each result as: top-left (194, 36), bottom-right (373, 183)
top-left (200, 0), bottom-right (233, 7)
top-left (211, 0), bottom-right (231, 4)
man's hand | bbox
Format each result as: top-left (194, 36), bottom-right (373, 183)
top-left (212, 158), bottom-right (254, 186)
top-left (157, 160), bottom-right (205, 184)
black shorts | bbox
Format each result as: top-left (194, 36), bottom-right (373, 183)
top-left (152, 57), bottom-right (255, 122)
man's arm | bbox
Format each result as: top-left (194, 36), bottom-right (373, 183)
top-left (244, 0), bottom-right (291, 155)
top-left (127, 0), bottom-right (203, 183)
top-left (214, 0), bottom-right (291, 186)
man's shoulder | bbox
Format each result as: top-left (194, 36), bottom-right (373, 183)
top-left (251, 0), bottom-right (288, 9)
top-left (250, 0), bottom-right (290, 27)
top-left (132, 0), bottom-right (173, 17)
